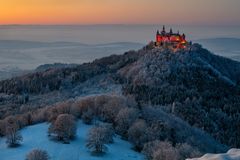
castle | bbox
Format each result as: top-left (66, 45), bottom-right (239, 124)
top-left (155, 26), bottom-right (188, 48)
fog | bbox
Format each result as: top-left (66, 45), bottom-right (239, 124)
top-left (0, 25), bottom-right (240, 79)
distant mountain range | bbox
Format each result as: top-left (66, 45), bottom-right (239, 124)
top-left (0, 40), bottom-right (143, 49)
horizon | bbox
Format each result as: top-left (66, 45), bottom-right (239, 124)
top-left (1, 24), bottom-right (240, 27)
top-left (1, 0), bottom-right (240, 26)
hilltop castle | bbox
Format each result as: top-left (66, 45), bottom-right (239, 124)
top-left (155, 26), bottom-right (188, 48)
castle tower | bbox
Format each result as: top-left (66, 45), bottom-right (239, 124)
top-left (156, 30), bottom-right (160, 42)
top-left (170, 28), bottom-right (173, 34)
top-left (161, 25), bottom-right (166, 35)
top-left (156, 30), bottom-right (162, 43)
top-left (182, 33), bottom-right (186, 40)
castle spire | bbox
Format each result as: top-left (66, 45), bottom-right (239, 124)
top-left (162, 25), bottom-right (165, 32)
top-left (161, 25), bottom-right (166, 35)
top-left (182, 33), bottom-right (186, 39)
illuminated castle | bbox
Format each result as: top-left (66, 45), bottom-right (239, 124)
top-left (155, 26), bottom-right (188, 48)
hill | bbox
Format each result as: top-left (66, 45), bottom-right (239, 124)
top-left (0, 43), bottom-right (240, 159)
top-left (119, 44), bottom-right (240, 147)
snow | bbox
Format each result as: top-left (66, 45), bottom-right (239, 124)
top-left (187, 149), bottom-right (240, 160)
top-left (0, 121), bottom-right (143, 160)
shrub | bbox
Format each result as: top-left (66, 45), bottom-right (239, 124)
top-left (26, 149), bottom-right (50, 160)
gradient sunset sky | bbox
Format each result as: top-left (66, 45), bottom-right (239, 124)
top-left (1, 0), bottom-right (240, 25)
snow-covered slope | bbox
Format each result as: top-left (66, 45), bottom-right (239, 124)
top-left (187, 149), bottom-right (240, 160)
top-left (0, 121), bottom-right (143, 160)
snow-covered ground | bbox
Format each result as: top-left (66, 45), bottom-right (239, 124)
top-left (0, 121), bottom-right (143, 160)
top-left (187, 149), bottom-right (240, 160)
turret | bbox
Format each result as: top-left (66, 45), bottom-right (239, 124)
top-left (156, 30), bottom-right (162, 43)
top-left (170, 28), bottom-right (173, 34)
top-left (182, 33), bottom-right (186, 40)
top-left (161, 25), bottom-right (166, 35)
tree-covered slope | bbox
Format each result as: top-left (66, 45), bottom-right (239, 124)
top-left (0, 43), bottom-right (240, 149)
top-left (118, 44), bottom-right (240, 147)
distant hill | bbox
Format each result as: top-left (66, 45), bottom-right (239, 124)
top-left (196, 38), bottom-right (240, 61)
top-left (0, 40), bottom-right (143, 80)
top-left (35, 63), bottom-right (78, 72)
top-left (0, 40), bottom-right (88, 49)
top-left (0, 67), bottom-right (30, 81)
top-left (0, 40), bottom-right (143, 49)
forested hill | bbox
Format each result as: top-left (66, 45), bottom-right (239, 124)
top-left (0, 43), bottom-right (240, 149)
top-left (0, 43), bottom-right (239, 95)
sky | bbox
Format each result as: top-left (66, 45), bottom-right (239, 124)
top-left (0, 0), bottom-right (240, 25)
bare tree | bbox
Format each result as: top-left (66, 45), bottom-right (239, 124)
top-left (48, 114), bottom-right (76, 143)
top-left (0, 120), bottom-right (6, 136)
top-left (99, 96), bottom-right (127, 123)
top-left (100, 123), bottom-right (115, 144)
top-left (5, 117), bottom-right (23, 147)
top-left (176, 143), bottom-right (202, 159)
top-left (143, 140), bottom-right (179, 160)
top-left (26, 149), bottom-right (50, 160)
top-left (82, 109), bottom-right (94, 125)
top-left (115, 108), bottom-right (139, 137)
top-left (128, 119), bottom-right (148, 150)
top-left (86, 125), bottom-right (114, 155)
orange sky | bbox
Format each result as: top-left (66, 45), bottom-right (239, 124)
top-left (1, 0), bottom-right (240, 25)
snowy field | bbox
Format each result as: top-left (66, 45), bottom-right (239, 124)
top-left (187, 149), bottom-right (240, 160)
top-left (0, 121), bottom-right (143, 160)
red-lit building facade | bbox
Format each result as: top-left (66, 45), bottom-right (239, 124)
top-left (155, 26), bottom-right (187, 48)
